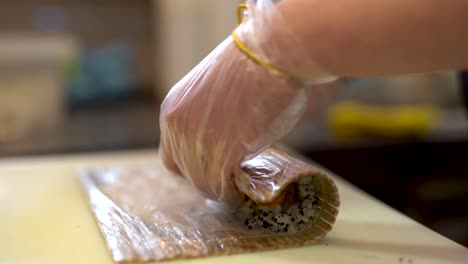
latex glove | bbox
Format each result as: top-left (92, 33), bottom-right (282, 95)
top-left (160, 0), bottom-right (335, 205)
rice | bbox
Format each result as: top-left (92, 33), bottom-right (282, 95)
top-left (240, 175), bottom-right (319, 233)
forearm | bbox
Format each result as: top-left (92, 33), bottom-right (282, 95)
top-left (274, 0), bottom-right (468, 77)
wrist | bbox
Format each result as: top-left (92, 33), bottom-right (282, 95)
top-left (234, 2), bottom-right (337, 84)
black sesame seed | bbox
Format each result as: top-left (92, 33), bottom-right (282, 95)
top-left (299, 209), bottom-right (304, 215)
top-left (248, 226), bottom-right (252, 230)
top-left (283, 227), bottom-right (288, 232)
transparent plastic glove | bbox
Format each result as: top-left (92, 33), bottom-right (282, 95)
top-left (160, 0), bottom-right (336, 205)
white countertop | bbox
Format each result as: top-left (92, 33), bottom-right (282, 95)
top-left (1, 149), bottom-right (466, 263)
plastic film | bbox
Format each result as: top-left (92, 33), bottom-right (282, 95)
top-left (80, 148), bottom-right (339, 262)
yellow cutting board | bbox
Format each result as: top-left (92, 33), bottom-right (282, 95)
top-left (1, 150), bottom-right (467, 264)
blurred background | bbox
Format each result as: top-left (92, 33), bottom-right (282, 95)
top-left (0, 0), bottom-right (466, 246)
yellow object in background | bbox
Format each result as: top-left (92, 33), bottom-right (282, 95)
top-left (328, 101), bottom-right (439, 141)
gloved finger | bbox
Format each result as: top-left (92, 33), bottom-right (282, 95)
top-left (160, 136), bottom-right (182, 176)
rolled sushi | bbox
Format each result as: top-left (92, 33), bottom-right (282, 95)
top-left (235, 148), bottom-right (340, 236)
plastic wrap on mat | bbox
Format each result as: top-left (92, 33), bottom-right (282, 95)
top-left (80, 148), bottom-right (340, 262)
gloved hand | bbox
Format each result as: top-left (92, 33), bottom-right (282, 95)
top-left (160, 0), bottom-right (336, 205)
